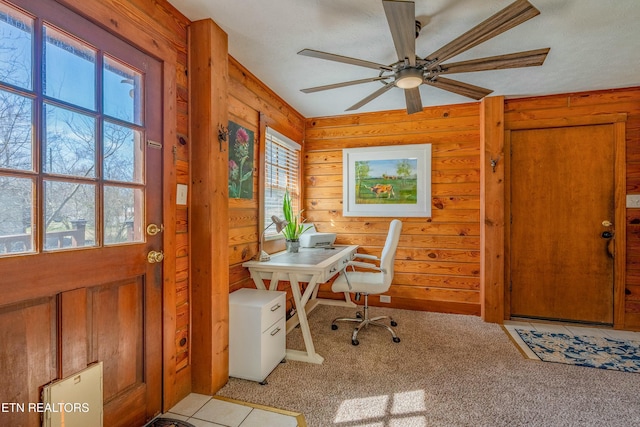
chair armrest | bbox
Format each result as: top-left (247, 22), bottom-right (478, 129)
top-left (353, 253), bottom-right (379, 261)
top-left (346, 260), bottom-right (382, 271)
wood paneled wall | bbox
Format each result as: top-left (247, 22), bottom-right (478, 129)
top-left (504, 87), bottom-right (640, 330)
top-left (174, 49), bottom-right (191, 397)
top-left (227, 58), bottom-right (305, 303)
top-left (304, 104), bottom-right (483, 315)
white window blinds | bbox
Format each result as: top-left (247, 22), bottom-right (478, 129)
top-left (264, 127), bottom-right (301, 238)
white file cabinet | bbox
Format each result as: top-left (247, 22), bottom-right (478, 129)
top-left (229, 288), bottom-right (286, 383)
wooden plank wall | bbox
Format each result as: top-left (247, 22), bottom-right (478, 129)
top-left (175, 47), bottom-right (190, 390)
top-left (227, 58), bottom-right (305, 307)
top-left (304, 104), bottom-right (483, 315)
top-left (504, 87), bottom-right (640, 330)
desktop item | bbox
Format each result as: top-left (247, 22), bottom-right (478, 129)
top-left (299, 224), bottom-right (336, 248)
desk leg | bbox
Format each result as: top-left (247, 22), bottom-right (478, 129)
top-left (286, 274), bottom-right (324, 364)
top-left (249, 270), bottom-right (267, 290)
top-left (268, 272), bottom-right (281, 291)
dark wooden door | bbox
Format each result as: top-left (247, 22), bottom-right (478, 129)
top-left (0, 0), bottom-right (163, 425)
top-left (509, 124), bottom-right (615, 324)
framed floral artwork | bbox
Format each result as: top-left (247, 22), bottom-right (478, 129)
top-left (228, 121), bottom-right (254, 199)
top-left (342, 144), bottom-right (431, 217)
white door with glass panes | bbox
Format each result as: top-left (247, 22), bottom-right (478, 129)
top-left (0, 0), bottom-right (163, 426)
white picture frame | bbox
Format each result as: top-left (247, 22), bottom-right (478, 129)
top-left (342, 144), bottom-right (432, 217)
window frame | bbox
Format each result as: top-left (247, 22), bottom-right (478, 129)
top-left (261, 125), bottom-right (302, 243)
top-left (0, 0), bottom-right (150, 256)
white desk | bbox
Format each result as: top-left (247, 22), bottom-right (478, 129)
top-left (242, 245), bottom-right (358, 364)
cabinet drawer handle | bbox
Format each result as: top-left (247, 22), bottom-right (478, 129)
top-left (270, 327), bottom-right (281, 336)
top-left (270, 303), bottom-right (281, 312)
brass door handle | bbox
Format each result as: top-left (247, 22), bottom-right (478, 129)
top-left (147, 250), bottom-right (164, 263)
top-left (147, 223), bottom-right (164, 236)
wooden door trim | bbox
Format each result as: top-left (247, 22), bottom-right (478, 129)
top-left (504, 114), bottom-right (627, 328)
top-left (613, 121), bottom-right (627, 327)
top-left (505, 113), bottom-right (628, 130)
top-left (480, 97), bottom-right (505, 323)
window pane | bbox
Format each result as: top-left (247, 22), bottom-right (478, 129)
top-left (44, 180), bottom-right (95, 250)
top-left (104, 121), bottom-right (143, 183)
top-left (264, 130), bottom-right (301, 237)
top-left (0, 90), bottom-right (33, 170)
top-left (104, 56), bottom-right (142, 125)
top-left (44, 103), bottom-right (96, 177)
top-left (0, 3), bottom-right (33, 90)
top-left (0, 176), bottom-right (33, 254)
top-left (43, 25), bottom-right (96, 110)
top-left (104, 185), bottom-right (143, 245)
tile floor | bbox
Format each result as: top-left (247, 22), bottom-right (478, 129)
top-left (151, 393), bottom-right (303, 427)
top-left (503, 319), bottom-right (640, 360)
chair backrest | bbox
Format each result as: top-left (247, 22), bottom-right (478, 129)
top-left (379, 219), bottom-right (403, 286)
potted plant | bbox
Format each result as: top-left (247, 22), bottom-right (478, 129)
top-left (281, 189), bottom-right (311, 253)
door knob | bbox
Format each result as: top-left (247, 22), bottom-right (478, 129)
top-left (146, 223), bottom-right (164, 236)
top-left (601, 231), bottom-right (613, 239)
top-left (147, 250), bottom-right (164, 263)
top-left (602, 220), bottom-right (613, 227)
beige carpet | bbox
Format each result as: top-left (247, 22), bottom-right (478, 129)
top-left (217, 305), bottom-right (640, 427)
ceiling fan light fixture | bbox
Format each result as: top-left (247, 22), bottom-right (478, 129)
top-left (395, 67), bottom-right (423, 89)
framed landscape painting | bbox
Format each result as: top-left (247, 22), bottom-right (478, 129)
top-left (342, 144), bottom-right (431, 217)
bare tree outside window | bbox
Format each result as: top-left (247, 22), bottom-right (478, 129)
top-left (0, 2), bottom-right (146, 255)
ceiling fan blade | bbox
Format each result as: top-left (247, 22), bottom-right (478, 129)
top-left (298, 49), bottom-right (393, 71)
top-left (425, 0), bottom-right (540, 67)
top-left (346, 82), bottom-right (396, 111)
top-left (425, 76), bottom-right (493, 100)
top-left (404, 87), bottom-right (422, 114)
top-left (436, 48), bottom-right (550, 75)
top-left (383, 0), bottom-right (416, 66)
top-left (301, 77), bottom-right (389, 93)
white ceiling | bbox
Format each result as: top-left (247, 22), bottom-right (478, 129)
top-left (167, 0), bottom-right (640, 118)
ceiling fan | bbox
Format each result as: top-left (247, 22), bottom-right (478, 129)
top-left (298, 0), bottom-right (550, 114)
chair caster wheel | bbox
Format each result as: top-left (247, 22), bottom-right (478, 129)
top-left (351, 339), bottom-right (359, 346)
top-left (390, 320), bottom-right (398, 327)
top-left (331, 324), bottom-right (338, 330)
top-left (393, 337), bottom-right (401, 343)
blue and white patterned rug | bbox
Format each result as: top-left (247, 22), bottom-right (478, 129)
top-left (515, 329), bottom-right (640, 373)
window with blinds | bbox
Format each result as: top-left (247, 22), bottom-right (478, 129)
top-left (264, 127), bottom-right (301, 239)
